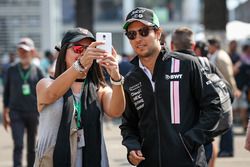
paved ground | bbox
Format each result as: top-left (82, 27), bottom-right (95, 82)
top-left (0, 84), bottom-right (249, 167)
top-left (104, 123), bottom-right (250, 167)
top-left (0, 121), bottom-right (249, 167)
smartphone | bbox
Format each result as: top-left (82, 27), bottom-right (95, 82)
top-left (96, 32), bottom-right (112, 54)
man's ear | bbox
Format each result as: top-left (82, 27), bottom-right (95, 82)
top-left (31, 49), bottom-right (38, 58)
top-left (170, 41), bottom-right (175, 51)
top-left (191, 43), bottom-right (195, 51)
top-left (156, 27), bottom-right (163, 41)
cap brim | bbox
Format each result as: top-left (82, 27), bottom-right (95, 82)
top-left (17, 44), bottom-right (32, 51)
top-left (69, 35), bottom-right (96, 43)
top-left (123, 19), bottom-right (154, 30)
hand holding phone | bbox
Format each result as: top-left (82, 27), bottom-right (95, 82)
top-left (96, 32), bottom-right (112, 62)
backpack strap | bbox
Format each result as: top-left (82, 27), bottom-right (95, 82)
top-left (198, 57), bottom-right (212, 73)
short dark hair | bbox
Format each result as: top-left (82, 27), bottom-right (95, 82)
top-left (208, 38), bottom-right (221, 49)
top-left (194, 41), bottom-right (208, 57)
top-left (171, 27), bottom-right (194, 50)
top-left (242, 44), bottom-right (250, 52)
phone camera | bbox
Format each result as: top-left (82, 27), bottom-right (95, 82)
top-left (103, 35), bottom-right (106, 39)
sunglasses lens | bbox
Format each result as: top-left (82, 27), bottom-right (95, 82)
top-left (139, 27), bottom-right (150, 37)
top-left (126, 27), bottom-right (154, 40)
top-left (126, 31), bottom-right (136, 40)
top-left (72, 46), bottom-right (84, 54)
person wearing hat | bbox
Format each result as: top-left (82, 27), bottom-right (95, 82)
top-left (119, 7), bottom-right (223, 167)
top-left (34, 27), bottom-right (125, 167)
top-left (3, 37), bottom-right (44, 167)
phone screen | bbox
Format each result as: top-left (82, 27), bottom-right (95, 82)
top-left (96, 32), bottom-right (112, 54)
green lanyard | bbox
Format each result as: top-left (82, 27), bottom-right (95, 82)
top-left (18, 63), bottom-right (32, 83)
top-left (73, 79), bottom-right (87, 129)
top-left (74, 98), bottom-right (82, 128)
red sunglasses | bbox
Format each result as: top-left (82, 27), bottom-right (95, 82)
top-left (68, 44), bottom-right (89, 54)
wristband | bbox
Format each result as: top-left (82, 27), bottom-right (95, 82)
top-left (110, 75), bottom-right (124, 86)
top-left (78, 59), bottom-right (85, 69)
top-left (73, 59), bottom-right (86, 73)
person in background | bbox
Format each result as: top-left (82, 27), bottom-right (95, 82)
top-left (34, 27), bottom-right (125, 167)
top-left (46, 44), bottom-right (61, 77)
top-left (120, 7), bottom-right (222, 167)
top-left (227, 40), bottom-right (248, 135)
top-left (234, 41), bottom-right (250, 133)
top-left (2, 37), bottom-right (44, 167)
top-left (208, 38), bottom-right (241, 157)
top-left (228, 40), bottom-right (240, 65)
top-left (40, 50), bottom-right (55, 75)
top-left (240, 40), bottom-right (250, 152)
top-left (194, 41), bottom-right (208, 57)
top-left (118, 53), bottom-right (134, 76)
top-left (1, 52), bottom-right (17, 85)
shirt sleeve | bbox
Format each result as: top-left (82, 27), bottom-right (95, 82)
top-left (119, 91), bottom-right (142, 153)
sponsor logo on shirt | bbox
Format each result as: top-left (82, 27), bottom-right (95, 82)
top-left (129, 82), bottom-right (145, 110)
top-left (165, 74), bottom-right (183, 80)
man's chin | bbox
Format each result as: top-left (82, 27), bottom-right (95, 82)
top-left (20, 60), bottom-right (31, 65)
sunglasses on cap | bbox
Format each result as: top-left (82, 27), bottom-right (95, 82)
top-left (68, 43), bottom-right (89, 54)
top-left (125, 26), bottom-right (157, 40)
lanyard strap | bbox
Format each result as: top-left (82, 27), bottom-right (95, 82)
top-left (18, 64), bottom-right (32, 82)
top-left (73, 79), bottom-right (87, 129)
top-left (73, 98), bottom-right (82, 128)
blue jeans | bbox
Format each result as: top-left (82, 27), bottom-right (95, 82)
top-left (204, 142), bottom-right (213, 163)
top-left (219, 127), bottom-right (234, 155)
top-left (10, 111), bottom-right (38, 167)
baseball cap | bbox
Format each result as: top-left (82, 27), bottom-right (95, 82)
top-left (17, 37), bottom-right (35, 51)
top-left (123, 7), bottom-right (160, 30)
top-left (61, 27), bottom-right (95, 47)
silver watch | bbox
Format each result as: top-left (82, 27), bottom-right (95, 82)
top-left (73, 60), bottom-right (85, 73)
top-left (110, 75), bottom-right (124, 85)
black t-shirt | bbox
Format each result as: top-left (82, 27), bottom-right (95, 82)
top-left (3, 63), bottom-right (44, 113)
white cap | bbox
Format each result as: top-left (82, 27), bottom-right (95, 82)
top-left (17, 37), bottom-right (35, 51)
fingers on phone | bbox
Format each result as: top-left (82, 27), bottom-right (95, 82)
top-left (89, 41), bottom-right (104, 47)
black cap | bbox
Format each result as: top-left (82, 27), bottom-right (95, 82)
top-left (61, 27), bottom-right (95, 47)
top-left (123, 7), bottom-right (160, 30)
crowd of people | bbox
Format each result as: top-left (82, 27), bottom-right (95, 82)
top-left (1, 6), bottom-right (250, 167)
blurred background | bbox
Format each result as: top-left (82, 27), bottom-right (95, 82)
top-left (0, 0), bottom-right (250, 166)
top-left (0, 0), bottom-right (249, 59)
